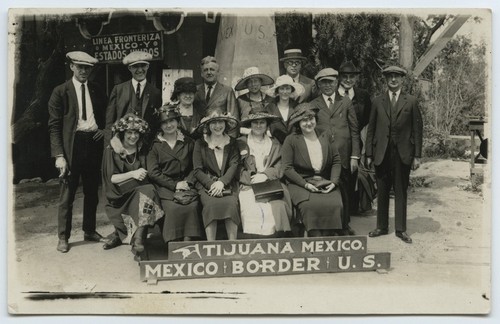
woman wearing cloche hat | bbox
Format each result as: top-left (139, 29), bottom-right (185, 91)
top-left (237, 109), bottom-right (292, 236)
top-left (101, 114), bottom-right (164, 259)
top-left (281, 103), bottom-right (344, 237)
top-left (169, 77), bottom-right (204, 137)
top-left (146, 105), bottom-right (202, 243)
top-left (192, 111), bottom-right (241, 241)
top-left (265, 75), bottom-right (305, 144)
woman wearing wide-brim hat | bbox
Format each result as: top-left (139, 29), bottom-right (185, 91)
top-left (234, 67), bottom-right (275, 131)
top-left (170, 77), bottom-right (204, 137)
top-left (237, 110), bottom-right (293, 237)
top-left (147, 105), bottom-right (202, 243)
top-left (265, 75), bottom-right (305, 144)
top-left (192, 111), bottom-right (241, 241)
top-left (281, 103), bottom-right (344, 237)
top-left (102, 114), bottom-right (164, 259)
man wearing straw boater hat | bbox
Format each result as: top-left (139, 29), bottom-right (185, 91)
top-left (48, 51), bottom-right (107, 253)
top-left (280, 47), bottom-right (315, 103)
top-left (311, 67), bottom-right (360, 236)
top-left (105, 51), bottom-right (162, 145)
top-left (366, 65), bottom-right (423, 244)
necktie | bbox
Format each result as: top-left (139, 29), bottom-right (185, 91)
top-left (206, 84), bottom-right (212, 103)
top-left (390, 92), bottom-right (398, 120)
top-left (136, 82), bottom-right (141, 100)
top-left (344, 90), bottom-right (349, 97)
top-left (328, 97), bottom-right (334, 110)
top-left (81, 83), bottom-right (87, 121)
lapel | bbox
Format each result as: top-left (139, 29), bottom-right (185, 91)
top-left (122, 81), bottom-right (133, 118)
top-left (219, 139), bottom-right (232, 174)
top-left (381, 92), bottom-right (391, 119)
top-left (318, 132), bottom-right (330, 172)
top-left (314, 96), bottom-right (329, 114)
top-left (66, 80), bottom-right (79, 115)
top-left (331, 95), bottom-right (346, 117)
top-left (87, 82), bottom-right (99, 116)
top-left (296, 135), bottom-right (313, 170)
top-left (208, 83), bottom-right (223, 106)
top-left (157, 139), bottom-right (183, 161)
top-left (395, 93), bottom-right (408, 120)
top-left (141, 82), bottom-right (151, 117)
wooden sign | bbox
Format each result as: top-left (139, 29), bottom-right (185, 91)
top-left (140, 253), bottom-right (390, 281)
top-left (168, 236), bottom-right (368, 261)
top-left (92, 31), bottom-right (163, 63)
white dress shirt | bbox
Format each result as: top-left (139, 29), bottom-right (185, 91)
top-left (72, 77), bottom-right (98, 132)
top-left (131, 79), bottom-right (147, 98)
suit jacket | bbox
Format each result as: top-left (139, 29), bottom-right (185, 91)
top-left (48, 79), bottom-right (107, 169)
top-left (296, 74), bottom-right (316, 103)
top-left (281, 129), bottom-right (341, 204)
top-left (194, 82), bottom-right (238, 118)
top-left (266, 100), bottom-right (298, 144)
top-left (147, 134), bottom-right (196, 200)
top-left (105, 80), bottom-right (162, 144)
top-left (193, 136), bottom-right (240, 191)
top-left (237, 135), bottom-right (283, 186)
top-left (343, 87), bottom-right (372, 130)
top-left (365, 91), bottom-right (423, 166)
top-left (312, 94), bottom-right (360, 169)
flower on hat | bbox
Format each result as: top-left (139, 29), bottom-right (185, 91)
top-left (112, 113), bottom-right (149, 134)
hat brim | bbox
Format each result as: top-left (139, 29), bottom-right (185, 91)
top-left (287, 108), bottom-right (319, 131)
top-left (279, 56), bottom-right (307, 62)
top-left (128, 60), bottom-right (150, 66)
top-left (70, 60), bottom-right (95, 66)
top-left (240, 114), bottom-right (279, 128)
top-left (235, 74), bottom-right (275, 91)
top-left (266, 81), bottom-right (305, 99)
top-left (193, 116), bottom-right (239, 134)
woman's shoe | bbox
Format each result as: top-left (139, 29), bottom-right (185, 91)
top-left (103, 236), bottom-right (122, 250)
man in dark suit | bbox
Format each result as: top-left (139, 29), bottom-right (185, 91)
top-left (194, 56), bottom-right (238, 118)
top-left (105, 51), bottom-right (162, 145)
top-left (366, 65), bottom-right (423, 244)
top-left (280, 48), bottom-right (315, 103)
top-left (312, 68), bottom-right (360, 235)
top-left (48, 51), bottom-right (107, 253)
top-left (338, 61), bottom-right (373, 214)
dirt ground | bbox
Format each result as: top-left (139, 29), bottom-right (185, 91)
top-left (7, 159), bottom-right (490, 315)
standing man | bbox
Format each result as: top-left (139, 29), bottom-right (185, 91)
top-left (366, 66), bottom-right (423, 244)
top-left (48, 51), bottom-right (107, 253)
top-left (105, 51), bottom-right (162, 145)
top-left (280, 48), bottom-right (315, 103)
top-left (194, 56), bottom-right (238, 118)
top-left (338, 61), bottom-right (373, 214)
top-left (312, 68), bottom-right (360, 235)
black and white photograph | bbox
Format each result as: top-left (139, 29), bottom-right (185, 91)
top-left (4, 1), bottom-right (496, 320)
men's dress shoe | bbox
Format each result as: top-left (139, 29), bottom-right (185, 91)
top-left (368, 228), bottom-right (389, 237)
top-left (103, 236), bottom-right (122, 250)
top-left (396, 231), bottom-right (412, 244)
top-left (344, 225), bottom-right (356, 236)
top-left (57, 239), bottom-right (69, 253)
top-left (84, 232), bottom-right (104, 242)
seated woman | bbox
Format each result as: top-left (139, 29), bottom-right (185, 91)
top-left (170, 77), bottom-right (204, 137)
top-left (147, 106), bottom-right (202, 243)
top-left (265, 75), bottom-right (304, 144)
top-left (102, 114), bottom-right (164, 257)
top-left (192, 112), bottom-right (241, 241)
top-left (237, 110), bottom-right (292, 236)
top-left (281, 103), bottom-right (344, 237)
top-left (234, 67), bottom-right (274, 135)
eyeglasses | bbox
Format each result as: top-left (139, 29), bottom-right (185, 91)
top-left (286, 60), bottom-right (302, 66)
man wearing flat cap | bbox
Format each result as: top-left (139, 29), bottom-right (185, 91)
top-left (194, 56), bottom-right (238, 121)
top-left (311, 67), bottom-right (360, 235)
top-left (280, 47), bottom-right (315, 103)
top-left (338, 61), bottom-right (373, 214)
top-left (48, 51), bottom-right (107, 253)
top-left (105, 51), bottom-right (162, 145)
top-left (366, 65), bottom-right (423, 244)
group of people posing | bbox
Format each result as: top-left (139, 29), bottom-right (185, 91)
top-left (48, 46), bottom-right (422, 260)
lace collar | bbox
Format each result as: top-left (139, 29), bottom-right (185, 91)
top-left (157, 130), bottom-right (185, 143)
top-left (204, 134), bottom-right (230, 150)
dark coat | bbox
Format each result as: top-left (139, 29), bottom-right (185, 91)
top-left (312, 94), bottom-right (360, 169)
top-left (346, 87), bottom-right (372, 130)
top-left (296, 74), bottom-right (316, 103)
top-left (365, 92), bottom-right (423, 166)
top-left (48, 79), bottom-right (107, 168)
top-left (147, 134), bottom-right (196, 200)
top-left (194, 82), bottom-right (238, 118)
top-left (193, 136), bottom-right (240, 191)
top-left (266, 99), bottom-right (298, 144)
top-left (281, 129), bottom-right (341, 205)
top-left (105, 80), bottom-right (162, 144)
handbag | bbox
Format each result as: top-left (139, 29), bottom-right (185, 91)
top-left (251, 179), bottom-right (284, 202)
top-left (173, 189), bottom-right (199, 205)
top-left (307, 176), bottom-right (332, 189)
top-left (117, 178), bottom-right (146, 194)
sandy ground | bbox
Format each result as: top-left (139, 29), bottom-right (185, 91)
top-left (7, 159), bottom-right (490, 315)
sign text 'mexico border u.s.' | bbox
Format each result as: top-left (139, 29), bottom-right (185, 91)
top-left (139, 237), bottom-right (391, 281)
top-left (92, 31), bottom-right (163, 63)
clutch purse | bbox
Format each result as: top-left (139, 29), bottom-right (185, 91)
top-left (117, 178), bottom-right (145, 194)
top-left (307, 176), bottom-right (332, 189)
top-left (251, 179), bottom-right (284, 202)
top-left (173, 189), bottom-right (199, 205)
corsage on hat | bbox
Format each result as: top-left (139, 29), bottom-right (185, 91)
top-left (112, 113), bottom-right (149, 135)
